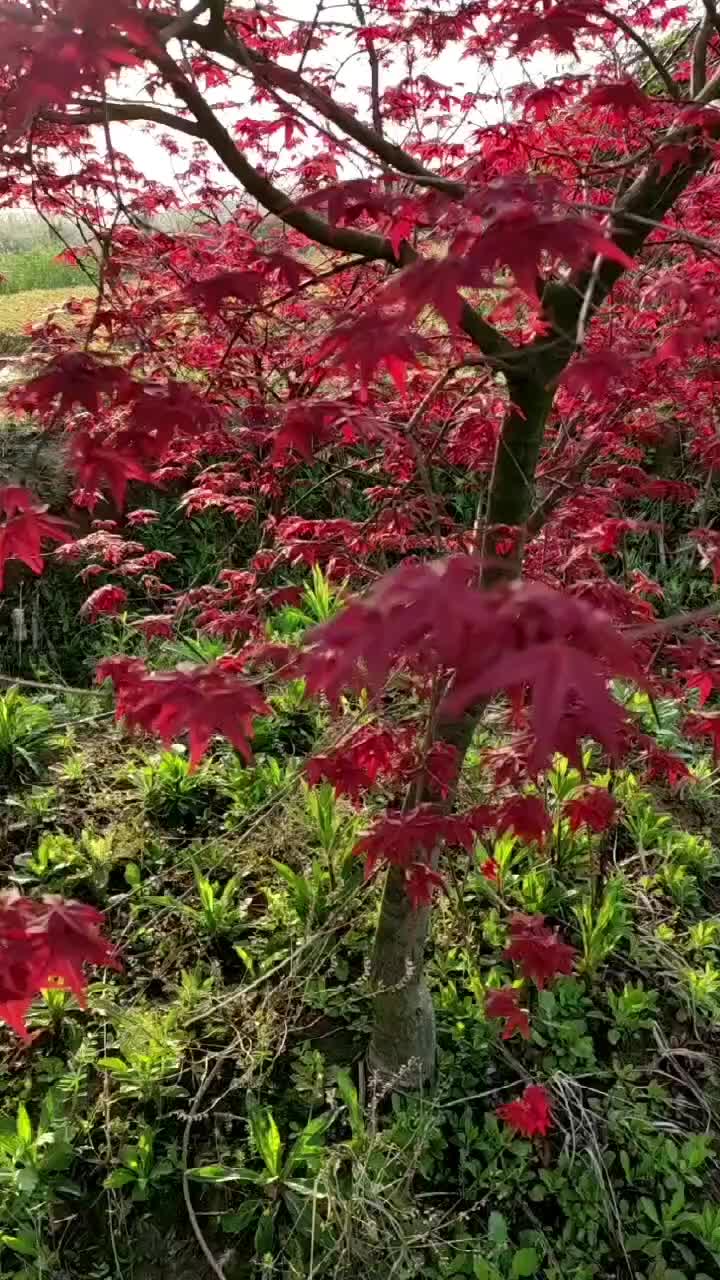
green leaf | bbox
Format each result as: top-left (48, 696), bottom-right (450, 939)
top-left (336, 1068), bottom-right (364, 1140)
top-left (286, 1114), bottom-right (329, 1174)
top-left (221, 1202), bottom-right (263, 1234)
top-left (248, 1101), bottom-right (283, 1178)
top-left (124, 863), bottom-right (141, 888)
top-left (254, 1207), bottom-right (276, 1257)
top-left (487, 1211), bottom-right (507, 1248)
top-left (1, 1234), bottom-right (38, 1258)
top-left (104, 1169), bottom-right (137, 1189)
top-left (510, 1248), bottom-right (539, 1278)
top-left (187, 1165), bottom-right (258, 1183)
top-left (15, 1168), bottom-right (38, 1194)
top-left (234, 945), bottom-right (255, 974)
top-left (97, 1057), bottom-right (129, 1074)
top-left (641, 1197), bottom-right (660, 1225)
top-left (15, 1104), bottom-right (32, 1146)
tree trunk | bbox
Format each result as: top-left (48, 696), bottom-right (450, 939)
top-left (368, 865), bottom-right (436, 1086)
top-left (367, 374), bottom-right (553, 1087)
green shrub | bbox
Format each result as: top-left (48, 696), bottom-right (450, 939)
top-left (0, 688), bottom-right (63, 785)
top-left (137, 751), bottom-right (223, 831)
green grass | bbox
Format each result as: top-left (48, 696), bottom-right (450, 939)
top-left (0, 284), bottom-right (91, 336)
top-left (0, 248), bottom-right (87, 294)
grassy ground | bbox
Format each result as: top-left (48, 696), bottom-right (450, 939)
top-left (0, 285), bottom-right (92, 343)
top-left (0, 248), bottom-right (87, 295)
top-left (0, 247), bottom-right (92, 355)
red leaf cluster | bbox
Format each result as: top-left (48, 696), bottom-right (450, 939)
top-left (505, 914), bottom-right (576, 989)
top-left (486, 987), bottom-right (531, 1040)
top-left (80, 584), bottom-right (128, 621)
top-left (97, 658), bottom-right (270, 767)
top-left (0, 891), bottom-right (118, 1039)
top-left (302, 559), bottom-right (639, 770)
top-left (0, 486), bottom-right (72, 592)
top-left (566, 787), bottom-right (617, 833)
top-left (496, 1084), bottom-right (553, 1137)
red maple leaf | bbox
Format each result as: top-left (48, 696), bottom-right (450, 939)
top-left (186, 270), bottom-right (264, 313)
top-left (271, 400), bottom-right (385, 463)
top-left (307, 725), bottom-right (408, 801)
top-left (505, 914), bottom-right (576, 989)
top-left (467, 209), bottom-right (633, 298)
top-left (126, 509), bottom-right (159, 527)
top-left (80, 584), bottom-right (128, 621)
top-left (566, 787), bottom-right (617, 833)
top-left (354, 806), bottom-right (459, 877)
top-left (496, 1084), bottom-right (552, 1137)
top-left (97, 659), bottom-right (269, 767)
top-left (447, 640), bottom-right (633, 770)
top-left (70, 432), bottom-right (154, 509)
top-left (561, 349), bottom-right (630, 396)
top-left (405, 863), bottom-right (446, 910)
top-left (0, 891), bottom-right (118, 1039)
top-left (686, 671), bottom-right (718, 707)
top-left (15, 354), bottom-right (134, 415)
top-left (642, 741), bottom-right (692, 788)
top-left (514, 0), bottom-right (605, 54)
top-left (581, 79), bottom-right (654, 116)
top-left (496, 795), bottom-right (552, 845)
top-left (486, 987), bottom-right (531, 1040)
top-left (133, 614), bottom-right (176, 640)
top-left (684, 713), bottom-right (720, 761)
top-left (318, 319), bottom-right (432, 392)
top-left (0, 490), bottom-right (72, 591)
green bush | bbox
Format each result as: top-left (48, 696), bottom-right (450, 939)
top-left (0, 688), bottom-right (63, 785)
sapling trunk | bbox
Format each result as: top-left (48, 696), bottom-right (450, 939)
top-left (367, 378), bottom-right (553, 1087)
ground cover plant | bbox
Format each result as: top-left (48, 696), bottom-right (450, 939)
top-left (3, 0), bottom-right (720, 1276)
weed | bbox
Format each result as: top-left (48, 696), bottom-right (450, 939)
top-left (0, 688), bottom-right (63, 785)
top-left (179, 864), bottom-right (252, 938)
top-left (574, 879), bottom-right (630, 977)
top-left (138, 750), bottom-right (223, 831)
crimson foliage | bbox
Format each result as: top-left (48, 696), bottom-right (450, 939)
top-left (0, 0), bottom-right (719, 1056)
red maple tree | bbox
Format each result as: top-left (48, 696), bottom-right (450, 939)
top-left (0, 0), bottom-right (718, 1089)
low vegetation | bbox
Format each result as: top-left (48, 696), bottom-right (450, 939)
top-left (1, 540), bottom-right (720, 1279)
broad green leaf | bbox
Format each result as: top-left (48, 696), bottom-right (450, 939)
top-left (487, 1211), bottom-right (507, 1247)
top-left (15, 1104), bottom-right (32, 1146)
top-left (254, 1207), bottom-right (276, 1256)
top-left (286, 1114), bottom-right (329, 1173)
top-left (336, 1068), bottom-right (364, 1140)
top-left (15, 1168), bottom-right (38, 1194)
top-left (510, 1247), bottom-right (539, 1278)
top-left (221, 1202), bottom-right (263, 1233)
top-left (97, 1057), bottom-right (129, 1074)
top-left (1, 1234), bottom-right (38, 1258)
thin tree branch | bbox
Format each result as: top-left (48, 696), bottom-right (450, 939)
top-left (159, 0), bottom-right (210, 44)
top-left (182, 20), bottom-right (465, 197)
top-left (297, 0), bottom-right (325, 74)
top-left (352, 0), bottom-right (383, 138)
top-left (692, 13), bottom-right (714, 96)
top-left (606, 11), bottom-right (681, 100)
top-left (42, 101), bottom-right (202, 139)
